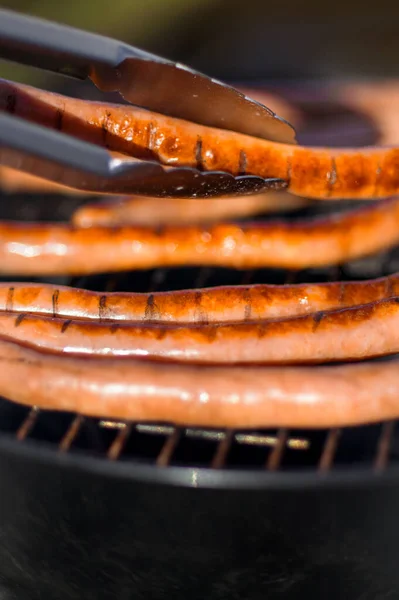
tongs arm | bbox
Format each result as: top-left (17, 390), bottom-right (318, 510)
top-left (0, 8), bottom-right (156, 82)
top-left (0, 8), bottom-right (296, 144)
top-left (0, 8), bottom-right (291, 198)
top-left (0, 112), bottom-right (286, 197)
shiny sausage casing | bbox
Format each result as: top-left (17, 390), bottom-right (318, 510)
top-left (2, 79), bottom-right (399, 200)
top-left (1, 297), bottom-right (399, 363)
top-left (0, 272), bottom-right (399, 323)
top-left (0, 198), bottom-right (399, 275)
top-left (0, 335), bottom-right (398, 428)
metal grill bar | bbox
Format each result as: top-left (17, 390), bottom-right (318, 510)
top-left (59, 415), bottom-right (84, 452)
top-left (156, 428), bottom-right (181, 467)
top-left (211, 429), bottom-right (234, 469)
top-left (318, 429), bottom-right (341, 472)
top-left (266, 428), bottom-right (289, 471)
top-left (108, 422), bottom-right (132, 460)
top-left (16, 407), bottom-right (39, 441)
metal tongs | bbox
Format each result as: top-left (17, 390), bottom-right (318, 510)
top-left (0, 9), bottom-right (296, 197)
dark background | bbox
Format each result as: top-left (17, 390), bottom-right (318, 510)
top-left (1, 0), bottom-right (398, 86)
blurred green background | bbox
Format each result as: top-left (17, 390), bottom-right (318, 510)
top-left (1, 0), bottom-right (399, 88)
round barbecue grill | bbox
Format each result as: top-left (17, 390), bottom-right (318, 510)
top-left (0, 94), bottom-right (399, 600)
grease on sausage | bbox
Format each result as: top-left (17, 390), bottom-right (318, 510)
top-left (0, 335), bottom-right (398, 428)
top-left (2, 79), bottom-right (399, 200)
top-left (0, 273), bottom-right (398, 323)
top-left (0, 198), bottom-right (399, 275)
top-left (1, 297), bottom-right (399, 363)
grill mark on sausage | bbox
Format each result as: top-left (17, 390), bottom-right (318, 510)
top-left (194, 291), bottom-right (208, 324)
top-left (257, 323), bottom-right (268, 338)
top-left (154, 225), bottom-right (165, 238)
top-left (14, 313), bottom-right (26, 327)
top-left (52, 290), bottom-right (59, 318)
top-left (312, 311), bottom-right (324, 331)
top-left (145, 294), bottom-right (161, 320)
top-left (203, 325), bottom-right (218, 342)
top-left (156, 328), bottom-right (167, 340)
top-left (98, 295), bottom-right (107, 321)
top-left (60, 319), bottom-right (72, 334)
top-left (6, 287), bottom-right (14, 312)
top-left (195, 137), bottom-right (203, 170)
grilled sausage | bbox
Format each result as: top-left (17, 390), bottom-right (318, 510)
top-left (0, 335), bottom-right (398, 428)
top-left (1, 273), bottom-right (398, 323)
top-left (1, 296), bottom-right (399, 363)
top-left (0, 198), bottom-right (398, 275)
top-left (2, 78), bottom-right (399, 200)
top-left (334, 80), bottom-right (399, 146)
top-left (71, 191), bottom-right (309, 227)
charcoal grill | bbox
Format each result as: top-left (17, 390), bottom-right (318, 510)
top-left (0, 97), bottom-right (399, 600)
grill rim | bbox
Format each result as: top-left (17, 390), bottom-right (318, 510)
top-left (2, 428), bottom-right (398, 491)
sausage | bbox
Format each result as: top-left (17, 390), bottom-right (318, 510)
top-left (334, 80), bottom-right (399, 146)
top-left (0, 334), bottom-right (398, 428)
top-left (71, 191), bottom-right (309, 227)
top-left (1, 296), bottom-right (399, 363)
top-left (2, 78), bottom-right (399, 200)
top-left (0, 84), bottom-right (301, 197)
top-left (0, 273), bottom-right (398, 323)
top-left (0, 197), bottom-right (398, 275)
top-left (0, 166), bottom-right (85, 195)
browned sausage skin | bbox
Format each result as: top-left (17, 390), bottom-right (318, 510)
top-left (0, 197), bottom-right (399, 275)
top-left (1, 79), bottom-right (399, 200)
top-left (71, 191), bottom-right (309, 227)
top-left (0, 335), bottom-right (398, 428)
top-left (1, 296), bottom-right (399, 363)
top-left (0, 272), bottom-right (398, 323)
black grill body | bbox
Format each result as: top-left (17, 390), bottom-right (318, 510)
top-left (0, 438), bottom-right (398, 600)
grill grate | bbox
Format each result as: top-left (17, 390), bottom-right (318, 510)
top-left (1, 190), bottom-right (399, 477)
top-left (6, 405), bottom-right (399, 473)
